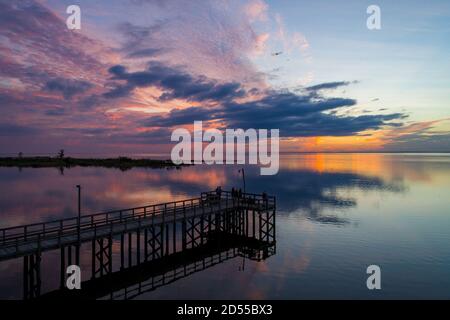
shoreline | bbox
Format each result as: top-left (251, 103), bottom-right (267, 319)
top-left (0, 156), bottom-right (187, 170)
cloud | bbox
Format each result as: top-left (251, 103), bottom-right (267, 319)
top-left (0, 0), bottom-right (108, 85)
top-left (0, 123), bottom-right (39, 136)
top-left (142, 87), bottom-right (407, 137)
top-left (44, 108), bottom-right (67, 117)
top-left (126, 48), bottom-right (164, 58)
top-left (118, 21), bottom-right (167, 58)
top-left (118, 1), bottom-right (268, 85)
top-left (244, 0), bottom-right (269, 22)
top-left (382, 119), bottom-right (450, 152)
top-left (385, 132), bottom-right (450, 152)
top-left (44, 78), bottom-right (93, 100)
top-left (114, 128), bottom-right (175, 145)
top-left (306, 81), bottom-right (354, 92)
top-left (274, 13), bottom-right (311, 58)
top-left (245, 165), bottom-right (404, 216)
top-left (0, 0), bottom-right (113, 126)
top-left (253, 33), bottom-right (270, 55)
top-left (105, 62), bottom-right (246, 102)
top-left (0, 0), bottom-right (429, 153)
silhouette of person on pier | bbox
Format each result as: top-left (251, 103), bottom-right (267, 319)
top-left (262, 191), bottom-right (268, 207)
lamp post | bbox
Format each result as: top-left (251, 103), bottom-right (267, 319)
top-left (76, 185), bottom-right (81, 226)
top-left (238, 168), bottom-right (246, 193)
top-left (76, 185), bottom-right (81, 264)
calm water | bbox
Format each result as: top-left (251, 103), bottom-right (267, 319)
top-left (1, 153), bottom-right (450, 299)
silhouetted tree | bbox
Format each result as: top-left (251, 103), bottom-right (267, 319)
top-left (58, 149), bottom-right (65, 159)
top-left (18, 152), bottom-right (23, 158)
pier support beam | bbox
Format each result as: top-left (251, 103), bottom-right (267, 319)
top-left (145, 225), bottom-right (162, 261)
top-left (23, 252), bottom-right (41, 300)
top-left (60, 244), bottom-right (80, 288)
top-left (91, 236), bottom-right (112, 279)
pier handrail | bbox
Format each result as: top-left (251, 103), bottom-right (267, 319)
top-left (200, 190), bottom-right (275, 206)
top-left (0, 196), bottom-right (202, 247)
top-left (0, 190), bottom-right (275, 248)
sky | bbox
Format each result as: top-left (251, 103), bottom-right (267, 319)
top-left (0, 0), bottom-right (449, 155)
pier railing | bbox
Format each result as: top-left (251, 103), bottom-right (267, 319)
top-left (200, 190), bottom-right (275, 207)
top-left (0, 190), bottom-right (275, 250)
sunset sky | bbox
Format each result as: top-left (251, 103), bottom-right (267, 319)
top-left (0, 0), bottom-right (449, 155)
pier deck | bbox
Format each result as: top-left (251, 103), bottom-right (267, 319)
top-left (0, 191), bottom-right (275, 261)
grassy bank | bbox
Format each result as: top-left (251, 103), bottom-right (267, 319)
top-left (0, 156), bottom-right (187, 170)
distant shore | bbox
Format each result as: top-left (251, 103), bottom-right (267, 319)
top-left (0, 156), bottom-right (187, 170)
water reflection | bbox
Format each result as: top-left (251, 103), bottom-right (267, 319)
top-left (41, 234), bottom-right (276, 300)
top-left (0, 155), bottom-right (408, 228)
top-left (1, 153), bottom-right (450, 299)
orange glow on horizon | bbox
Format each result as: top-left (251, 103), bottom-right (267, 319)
top-left (281, 131), bottom-right (385, 153)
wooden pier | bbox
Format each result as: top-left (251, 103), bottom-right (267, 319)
top-left (0, 190), bottom-right (276, 299)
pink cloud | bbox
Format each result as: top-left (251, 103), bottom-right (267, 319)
top-left (244, 0), bottom-right (269, 22)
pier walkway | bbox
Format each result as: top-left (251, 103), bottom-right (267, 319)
top-left (0, 190), bottom-right (276, 299)
top-left (0, 191), bottom-right (275, 261)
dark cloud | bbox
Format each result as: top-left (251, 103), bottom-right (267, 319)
top-left (142, 90), bottom-right (407, 137)
top-left (119, 22), bottom-right (155, 48)
top-left (44, 78), bottom-right (93, 100)
top-left (102, 84), bottom-right (134, 99)
top-left (78, 95), bottom-right (104, 110)
top-left (106, 128), bottom-right (174, 145)
top-left (117, 21), bottom-right (167, 60)
top-left (44, 109), bottom-right (67, 117)
top-left (105, 62), bottom-right (246, 102)
top-left (127, 48), bottom-right (164, 58)
top-left (109, 65), bottom-right (127, 76)
top-left (60, 127), bottom-right (114, 136)
top-left (306, 81), bottom-right (355, 92)
top-left (142, 106), bottom-right (215, 127)
top-left (0, 123), bottom-right (39, 136)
